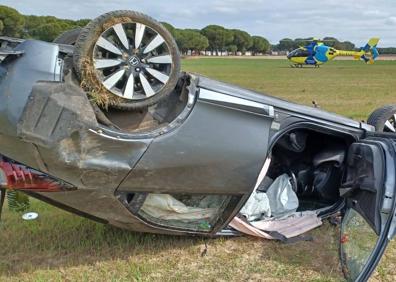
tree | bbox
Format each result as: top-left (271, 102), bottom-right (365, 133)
top-left (75, 19), bottom-right (90, 27)
top-left (24, 15), bottom-right (55, 38)
top-left (24, 15), bottom-right (81, 40)
top-left (378, 47), bottom-right (396, 54)
top-left (334, 40), bottom-right (355, 50)
top-left (278, 38), bottom-right (296, 51)
top-left (227, 44), bottom-right (238, 54)
top-left (0, 5), bottom-right (25, 37)
top-left (30, 22), bottom-right (78, 42)
top-left (201, 25), bottom-right (233, 54)
top-left (231, 29), bottom-right (252, 52)
top-left (294, 38), bottom-right (313, 47)
top-left (174, 29), bottom-right (189, 53)
top-left (322, 37), bottom-right (355, 50)
top-left (152, 25), bottom-right (211, 55)
top-left (190, 31), bottom-right (209, 52)
top-left (323, 37), bottom-right (338, 47)
top-left (175, 29), bottom-right (209, 54)
top-left (342, 41), bottom-right (355, 50)
top-left (250, 36), bottom-right (270, 54)
top-left (0, 20), bottom-right (3, 34)
top-left (161, 22), bottom-right (177, 37)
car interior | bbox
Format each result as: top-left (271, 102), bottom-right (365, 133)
top-left (255, 128), bottom-right (355, 218)
top-left (225, 128), bottom-right (359, 240)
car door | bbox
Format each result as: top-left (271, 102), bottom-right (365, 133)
top-left (339, 137), bottom-right (396, 281)
top-left (116, 88), bottom-right (275, 234)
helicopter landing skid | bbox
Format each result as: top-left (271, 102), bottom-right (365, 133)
top-left (290, 64), bottom-right (320, 68)
top-left (291, 64), bottom-right (304, 68)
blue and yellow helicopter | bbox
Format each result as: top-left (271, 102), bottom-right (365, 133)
top-left (287, 38), bottom-right (380, 67)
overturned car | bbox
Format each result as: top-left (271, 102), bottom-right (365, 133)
top-left (0, 10), bottom-right (395, 282)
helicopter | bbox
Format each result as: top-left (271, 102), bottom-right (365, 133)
top-left (287, 38), bottom-right (380, 67)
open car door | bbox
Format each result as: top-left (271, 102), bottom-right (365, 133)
top-left (339, 137), bottom-right (396, 281)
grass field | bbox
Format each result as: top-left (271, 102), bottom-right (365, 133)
top-left (1, 58), bottom-right (396, 282)
top-left (183, 58), bottom-right (396, 121)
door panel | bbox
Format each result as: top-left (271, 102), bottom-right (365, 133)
top-left (117, 91), bottom-right (274, 233)
top-left (341, 142), bottom-right (385, 234)
top-left (119, 96), bottom-right (273, 195)
top-left (340, 138), bottom-right (396, 281)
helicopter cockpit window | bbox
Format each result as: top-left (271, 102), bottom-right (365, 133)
top-left (288, 49), bottom-right (310, 57)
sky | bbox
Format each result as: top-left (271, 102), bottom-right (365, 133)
top-left (2, 0), bottom-right (396, 47)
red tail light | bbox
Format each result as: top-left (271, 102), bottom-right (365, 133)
top-left (0, 161), bottom-right (74, 192)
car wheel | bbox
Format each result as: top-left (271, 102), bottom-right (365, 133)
top-left (367, 105), bottom-right (396, 132)
top-left (73, 10), bottom-right (181, 110)
top-left (53, 28), bottom-right (82, 45)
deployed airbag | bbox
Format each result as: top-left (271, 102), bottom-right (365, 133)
top-left (267, 174), bottom-right (299, 217)
top-left (239, 190), bottom-right (271, 221)
top-left (140, 194), bottom-right (217, 220)
top-left (240, 174), bottom-right (299, 221)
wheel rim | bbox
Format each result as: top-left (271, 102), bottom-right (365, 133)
top-left (92, 22), bottom-right (173, 101)
top-left (383, 114), bottom-right (396, 132)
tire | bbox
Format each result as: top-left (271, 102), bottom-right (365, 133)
top-left (73, 10), bottom-right (181, 110)
top-left (367, 105), bottom-right (396, 132)
top-left (53, 28), bottom-right (82, 45)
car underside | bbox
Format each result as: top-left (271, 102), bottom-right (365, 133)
top-left (0, 38), bottom-right (360, 232)
top-left (0, 10), bottom-right (395, 281)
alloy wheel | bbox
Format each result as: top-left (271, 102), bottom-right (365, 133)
top-left (383, 114), bottom-right (396, 132)
top-left (93, 22), bottom-right (173, 100)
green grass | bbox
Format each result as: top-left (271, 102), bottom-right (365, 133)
top-left (0, 199), bottom-right (346, 281)
top-left (183, 58), bottom-right (396, 121)
top-left (1, 58), bottom-right (396, 281)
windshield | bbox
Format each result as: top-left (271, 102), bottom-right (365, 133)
top-left (287, 48), bottom-right (310, 59)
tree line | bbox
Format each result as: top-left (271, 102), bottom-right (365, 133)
top-left (0, 5), bottom-right (270, 55)
top-left (1, 5), bottom-right (395, 55)
top-left (0, 6), bottom-right (90, 42)
top-left (162, 22), bottom-right (270, 55)
top-left (377, 47), bottom-right (396, 54)
top-left (272, 37), bottom-right (356, 52)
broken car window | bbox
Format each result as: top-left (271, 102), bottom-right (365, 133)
top-left (138, 194), bottom-right (232, 231)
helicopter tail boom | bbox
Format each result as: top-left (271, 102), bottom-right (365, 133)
top-left (361, 37), bottom-right (380, 64)
top-left (335, 38), bottom-right (380, 64)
